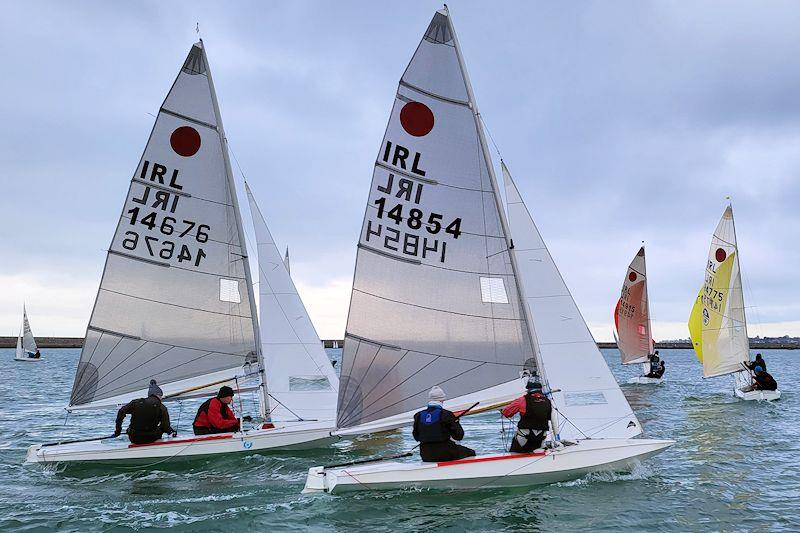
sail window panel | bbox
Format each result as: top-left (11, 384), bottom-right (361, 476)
top-left (345, 289), bottom-right (532, 368)
top-left (480, 277), bottom-right (509, 304)
top-left (219, 279), bottom-right (241, 303)
top-left (289, 376), bottom-right (332, 391)
top-left (144, 114), bottom-right (230, 205)
top-left (161, 65), bottom-right (218, 128)
top-left (400, 30), bottom-right (469, 103)
top-left (352, 251), bottom-right (523, 321)
top-left (100, 254), bottom-right (249, 317)
top-left (564, 392), bottom-right (608, 407)
top-left (387, 89), bottom-right (485, 191)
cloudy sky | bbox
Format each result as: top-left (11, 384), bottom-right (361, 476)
top-left (2, 1), bottom-right (799, 341)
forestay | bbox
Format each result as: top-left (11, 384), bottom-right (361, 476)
top-left (502, 162), bottom-right (641, 441)
top-left (688, 205), bottom-right (748, 378)
top-left (337, 9), bottom-right (535, 432)
top-left (245, 184), bottom-right (339, 423)
top-left (70, 42), bottom-right (260, 410)
top-left (614, 247), bottom-right (652, 364)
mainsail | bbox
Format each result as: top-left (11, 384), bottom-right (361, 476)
top-left (69, 41), bottom-right (260, 410)
top-left (614, 247), bottom-right (653, 364)
top-left (688, 205), bottom-right (749, 378)
top-left (502, 163), bottom-right (641, 441)
top-left (246, 184), bottom-right (339, 423)
top-left (336, 8), bottom-right (535, 433)
top-left (21, 306), bottom-right (38, 355)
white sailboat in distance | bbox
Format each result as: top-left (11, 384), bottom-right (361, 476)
top-left (27, 41), bottom-right (339, 466)
top-left (14, 306), bottom-right (41, 362)
top-left (614, 246), bottom-right (662, 384)
top-left (304, 7), bottom-right (672, 494)
top-left (688, 204), bottom-right (780, 401)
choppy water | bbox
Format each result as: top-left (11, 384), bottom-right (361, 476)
top-left (0, 348), bottom-right (797, 531)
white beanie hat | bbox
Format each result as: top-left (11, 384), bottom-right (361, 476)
top-left (428, 386), bottom-right (446, 402)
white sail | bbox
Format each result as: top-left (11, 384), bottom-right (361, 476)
top-left (246, 183), bottom-right (339, 423)
top-left (502, 162), bottom-right (642, 441)
top-left (284, 247), bottom-right (290, 275)
top-left (614, 247), bottom-right (652, 364)
top-left (21, 306), bottom-right (37, 354)
top-left (15, 331), bottom-right (24, 360)
top-left (69, 41), bottom-right (260, 410)
top-left (688, 205), bottom-right (749, 378)
top-left (336, 9), bottom-right (534, 433)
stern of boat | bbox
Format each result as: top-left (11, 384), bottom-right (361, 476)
top-left (25, 444), bottom-right (44, 464)
top-left (302, 466), bottom-right (328, 494)
top-left (735, 388), bottom-right (781, 401)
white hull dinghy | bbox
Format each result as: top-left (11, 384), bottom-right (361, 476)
top-left (304, 7), bottom-right (672, 494)
top-left (27, 421), bottom-right (337, 465)
top-left (303, 439), bottom-right (674, 494)
top-left (14, 306), bottom-right (41, 362)
top-left (614, 247), bottom-right (662, 385)
top-left (27, 41), bottom-right (340, 466)
top-left (688, 204), bottom-right (781, 401)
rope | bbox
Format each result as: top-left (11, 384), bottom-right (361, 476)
top-left (477, 113), bottom-right (503, 159)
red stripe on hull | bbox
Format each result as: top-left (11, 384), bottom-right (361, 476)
top-left (128, 434), bottom-right (233, 448)
top-left (437, 451), bottom-right (546, 467)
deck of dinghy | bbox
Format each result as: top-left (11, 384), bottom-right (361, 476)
top-left (436, 451), bottom-right (546, 467)
top-left (126, 423), bottom-right (276, 448)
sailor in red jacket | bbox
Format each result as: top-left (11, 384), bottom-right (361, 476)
top-left (192, 386), bottom-right (241, 435)
top-left (501, 380), bottom-right (552, 452)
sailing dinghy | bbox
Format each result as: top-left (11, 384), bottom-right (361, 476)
top-left (27, 41), bottom-right (339, 465)
top-left (614, 247), bottom-right (661, 384)
top-left (14, 306), bottom-right (41, 362)
top-left (688, 204), bottom-right (780, 401)
top-left (303, 8), bottom-right (672, 493)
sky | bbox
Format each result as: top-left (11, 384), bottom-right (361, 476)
top-left (2, 1), bottom-right (799, 342)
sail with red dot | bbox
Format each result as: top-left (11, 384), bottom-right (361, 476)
top-left (69, 42), bottom-right (259, 409)
top-left (615, 246), bottom-right (653, 364)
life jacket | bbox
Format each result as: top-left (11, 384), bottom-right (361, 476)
top-left (756, 372), bottom-right (778, 391)
top-left (129, 396), bottom-right (162, 435)
top-left (193, 397), bottom-right (232, 429)
top-left (518, 392), bottom-right (551, 431)
top-left (416, 406), bottom-right (448, 443)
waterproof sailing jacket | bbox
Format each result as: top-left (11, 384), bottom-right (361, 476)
top-left (115, 395), bottom-right (173, 443)
top-left (193, 397), bottom-right (240, 432)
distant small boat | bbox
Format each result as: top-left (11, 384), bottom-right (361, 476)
top-left (14, 306), bottom-right (41, 362)
top-left (688, 204), bottom-right (780, 401)
top-left (613, 246), bottom-right (662, 384)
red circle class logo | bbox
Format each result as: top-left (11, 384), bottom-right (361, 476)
top-left (170, 126), bottom-right (201, 157)
top-left (628, 272), bottom-right (637, 282)
top-left (400, 101), bottom-right (434, 137)
top-left (715, 248), bottom-right (727, 262)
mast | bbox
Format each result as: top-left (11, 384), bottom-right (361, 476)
top-left (642, 243), bottom-right (654, 354)
top-left (445, 8), bottom-right (557, 434)
top-left (727, 200), bottom-right (750, 361)
top-left (202, 41), bottom-right (265, 384)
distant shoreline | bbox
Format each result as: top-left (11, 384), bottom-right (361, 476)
top-left (2, 337), bottom-right (798, 350)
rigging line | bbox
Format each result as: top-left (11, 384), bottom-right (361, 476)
top-left (477, 113), bottom-right (503, 159)
top-left (341, 361), bottom-right (486, 428)
top-left (352, 287), bottom-right (526, 322)
top-left (265, 392), bottom-right (307, 422)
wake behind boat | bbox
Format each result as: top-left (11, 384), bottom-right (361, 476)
top-left (27, 41), bottom-right (340, 466)
top-left (688, 204), bottom-right (780, 401)
top-left (14, 306), bottom-right (41, 362)
top-left (304, 7), bottom-right (672, 494)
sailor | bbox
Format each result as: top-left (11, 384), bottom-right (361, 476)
top-left (114, 379), bottom-right (175, 444)
top-left (192, 386), bottom-right (241, 435)
top-left (412, 386), bottom-right (476, 462)
top-left (646, 359), bottom-right (666, 379)
top-left (501, 380), bottom-right (552, 453)
top-left (752, 366), bottom-right (778, 391)
top-left (746, 353), bottom-right (767, 373)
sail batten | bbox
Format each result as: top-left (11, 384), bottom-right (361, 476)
top-left (69, 42), bottom-right (258, 409)
top-left (336, 10), bottom-right (534, 431)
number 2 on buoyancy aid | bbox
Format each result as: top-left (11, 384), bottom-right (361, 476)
top-left (417, 407), bottom-right (447, 443)
top-left (130, 398), bottom-right (162, 435)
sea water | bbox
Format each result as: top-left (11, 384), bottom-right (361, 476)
top-left (0, 348), bottom-right (797, 531)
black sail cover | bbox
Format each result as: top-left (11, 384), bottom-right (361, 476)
top-left (70, 42), bottom-right (258, 409)
top-left (337, 10), bottom-right (535, 430)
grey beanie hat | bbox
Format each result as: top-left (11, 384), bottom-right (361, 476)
top-left (148, 379), bottom-right (164, 398)
top-left (428, 386), bottom-right (446, 402)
